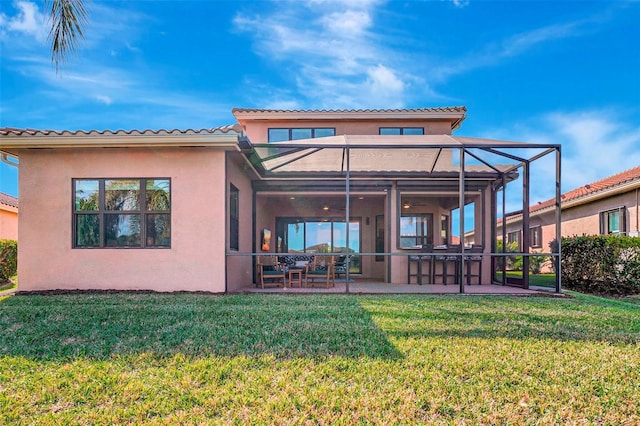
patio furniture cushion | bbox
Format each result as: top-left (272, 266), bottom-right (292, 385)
top-left (279, 255), bottom-right (315, 269)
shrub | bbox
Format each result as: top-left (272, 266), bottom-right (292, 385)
top-left (0, 239), bottom-right (17, 283)
top-left (495, 239), bottom-right (521, 270)
top-left (529, 251), bottom-right (549, 274)
top-left (561, 235), bottom-right (640, 296)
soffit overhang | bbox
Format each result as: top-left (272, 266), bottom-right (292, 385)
top-left (0, 126), bottom-right (243, 157)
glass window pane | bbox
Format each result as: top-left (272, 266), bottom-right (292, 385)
top-left (305, 221), bottom-right (331, 253)
top-left (146, 179), bottom-right (170, 211)
top-left (146, 214), bottom-right (171, 247)
top-left (268, 129), bottom-right (289, 142)
top-left (286, 222), bottom-right (304, 253)
top-left (380, 128), bottom-right (401, 135)
top-left (291, 128), bottom-right (312, 140)
top-left (105, 214), bottom-right (141, 247)
top-left (402, 127), bottom-right (424, 135)
top-left (314, 128), bottom-right (335, 138)
top-left (609, 212), bottom-right (619, 233)
top-left (75, 214), bottom-right (100, 247)
top-left (105, 180), bottom-right (140, 211)
top-left (75, 180), bottom-right (99, 211)
top-left (230, 185), bottom-right (239, 218)
top-left (333, 222), bottom-right (347, 252)
top-left (400, 217), bottom-right (418, 236)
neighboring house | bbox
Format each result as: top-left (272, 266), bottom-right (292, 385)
top-left (490, 165), bottom-right (640, 254)
top-left (0, 107), bottom-right (560, 292)
top-left (0, 192), bottom-right (18, 241)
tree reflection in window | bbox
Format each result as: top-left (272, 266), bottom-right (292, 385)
top-left (73, 178), bottom-right (170, 248)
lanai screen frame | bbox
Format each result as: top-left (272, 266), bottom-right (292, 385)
top-left (243, 135), bottom-right (562, 294)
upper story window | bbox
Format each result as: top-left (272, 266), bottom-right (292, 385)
top-left (268, 128), bottom-right (336, 142)
top-left (73, 178), bottom-right (170, 248)
top-left (379, 127), bottom-right (424, 135)
top-left (600, 207), bottom-right (626, 235)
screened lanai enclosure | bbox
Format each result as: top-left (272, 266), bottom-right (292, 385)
top-left (239, 134), bottom-right (561, 294)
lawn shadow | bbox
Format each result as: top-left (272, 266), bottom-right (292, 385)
top-left (0, 293), bottom-right (403, 361)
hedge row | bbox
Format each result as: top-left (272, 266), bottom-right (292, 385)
top-left (561, 235), bottom-right (640, 296)
top-left (0, 239), bottom-right (17, 283)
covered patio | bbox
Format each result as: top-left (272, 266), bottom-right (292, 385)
top-left (238, 278), bottom-right (558, 296)
top-left (238, 134), bottom-right (562, 294)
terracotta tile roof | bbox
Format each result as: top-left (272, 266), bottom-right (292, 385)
top-left (0, 192), bottom-right (18, 209)
top-left (232, 106), bottom-right (467, 114)
top-left (0, 125), bottom-right (242, 137)
top-left (529, 165), bottom-right (640, 214)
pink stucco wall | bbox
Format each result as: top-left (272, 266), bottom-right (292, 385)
top-left (243, 119), bottom-right (453, 143)
top-left (561, 190), bottom-right (640, 237)
top-left (0, 207), bottom-right (18, 241)
top-left (225, 153), bottom-right (255, 292)
top-left (16, 147), bottom-right (228, 292)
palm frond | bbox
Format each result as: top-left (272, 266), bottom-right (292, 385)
top-left (45, 0), bottom-right (88, 72)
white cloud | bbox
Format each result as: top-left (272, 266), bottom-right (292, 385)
top-left (320, 9), bottom-right (372, 36)
top-left (451, 0), bottom-right (470, 8)
top-left (1, 1), bottom-right (47, 42)
top-left (428, 14), bottom-right (600, 83)
top-left (476, 109), bottom-right (640, 204)
top-left (365, 64), bottom-right (405, 107)
top-left (234, 0), bottom-right (410, 108)
top-left (95, 95), bottom-right (113, 105)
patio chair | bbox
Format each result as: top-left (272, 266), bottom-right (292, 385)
top-left (256, 255), bottom-right (286, 288)
top-left (305, 255), bottom-right (336, 288)
top-left (334, 255), bottom-right (350, 279)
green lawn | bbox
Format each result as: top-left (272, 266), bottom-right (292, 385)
top-left (496, 271), bottom-right (557, 288)
top-left (1, 293), bottom-right (639, 424)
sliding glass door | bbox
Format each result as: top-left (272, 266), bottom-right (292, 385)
top-left (276, 217), bottom-right (361, 273)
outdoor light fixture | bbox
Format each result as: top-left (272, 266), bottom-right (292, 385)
top-left (323, 205), bottom-right (330, 211)
top-left (403, 203), bottom-right (411, 209)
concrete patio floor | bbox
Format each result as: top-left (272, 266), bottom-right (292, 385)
top-left (239, 278), bottom-right (560, 296)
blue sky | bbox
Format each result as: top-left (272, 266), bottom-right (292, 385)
top-left (1, 0), bottom-right (639, 201)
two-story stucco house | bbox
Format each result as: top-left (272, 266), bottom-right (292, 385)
top-left (0, 107), bottom-right (561, 293)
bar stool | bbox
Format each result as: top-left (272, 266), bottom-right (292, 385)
top-left (434, 245), bottom-right (460, 285)
top-left (407, 244), bottom-right (434, 285)
top-left (464, 245), bottom-right (483, 285)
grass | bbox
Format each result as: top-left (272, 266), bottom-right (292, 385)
top-left (1, 292), bottom-right (639, 424)
top-left (0, 275), bottom-right (17, 292)
top-left (496, 271), bottom-right (557, 288)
